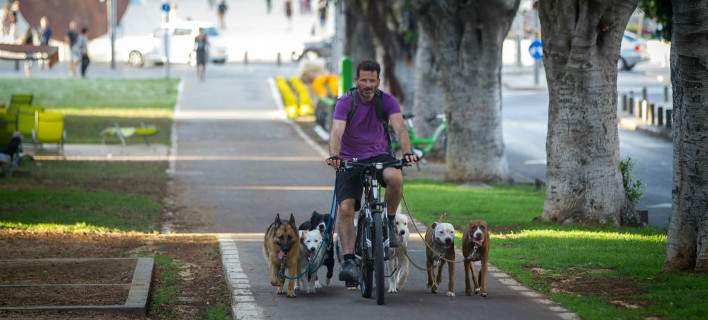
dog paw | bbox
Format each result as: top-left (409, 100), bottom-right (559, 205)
top-left (447, 291), bottom-right (455, 297)
top-left (325, 278), bottom-right (331, 286)
top-left (475, 288), bottom-right (480, 294)
top-left (347, 286), bottom-right (358, 291)
top-left (481, 292), bottom-right (488, 298)
top-left (388, 288), bottom-right (398, 294)
top-left (276, 287), bottom-right (285, 295)
top-left (315, 280), bottom-right (322, 289)
top-left (287, 291), bottom-right (296, 298)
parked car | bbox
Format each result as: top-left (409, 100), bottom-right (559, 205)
top-left (127, 21), bottom-right (227, 67)
top-left (619, 31), bottom-right (648, 71)
top-left (291, 37), bottom-right (332, 62)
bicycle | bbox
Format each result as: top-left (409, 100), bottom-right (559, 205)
top-left (390, 113), bottom-right (447, 160)
top-left (339, 158), bottom-right (408, 305)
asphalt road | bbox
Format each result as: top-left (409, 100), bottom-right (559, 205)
top-left (171, 64), bottom-right (574, 319)
top-left (503, 67), bottom-right (673, 227)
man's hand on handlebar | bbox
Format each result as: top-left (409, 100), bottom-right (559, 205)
top-left (326, 155), bottom-right (341, 168)
top-left (403, 152), bottom-right (419, 164)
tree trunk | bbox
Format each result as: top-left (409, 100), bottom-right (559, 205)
top-left (664, 0), bottom-right (708, 272)
top-left (412, 26), bottom-right (445, 158)
top-left (413, 0), bottom-right (518, 181)
top-left (344, 0), bottom-right (376, 69)
top-left (365, 0), bottom-right (406, 102)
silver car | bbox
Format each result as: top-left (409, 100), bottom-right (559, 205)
top-left (619, 31), bottom-right (648, 71)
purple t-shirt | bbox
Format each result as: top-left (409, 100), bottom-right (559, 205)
top-left (333, 90), bottom-right (401, 160)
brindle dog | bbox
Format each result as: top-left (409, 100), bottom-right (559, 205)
top-left (263, 213), bottom-right (300, 297)
top-left (462, 220), bottom-right (490, 297)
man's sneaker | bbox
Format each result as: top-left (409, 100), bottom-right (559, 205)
top-left (339, 258), bottom-right (359, 283)
top-left (387, 218), bottom-right (399, 248)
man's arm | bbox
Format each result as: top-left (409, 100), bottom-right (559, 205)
top-left (389, 113), bottom-right (418, 163)
top-left (326, 119), bottom-right (346, 167)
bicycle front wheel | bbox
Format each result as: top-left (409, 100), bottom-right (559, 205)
top-left (358, 215), bottom-right (373, 299)
top-left (373, 211), bottom-right (385, 305)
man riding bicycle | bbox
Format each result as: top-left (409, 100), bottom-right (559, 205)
top-left (325, 60), bottom-right (419, 285)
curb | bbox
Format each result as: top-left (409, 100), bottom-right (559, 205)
top-left (219, 236), bottom-right (264, 320)
top-left (618, 117), bottom-right (671, 141)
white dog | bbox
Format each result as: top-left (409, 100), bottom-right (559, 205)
top-left (298, 229), bottom-right (324, 293)
top-left (386, 213), bottom-right (411, 294)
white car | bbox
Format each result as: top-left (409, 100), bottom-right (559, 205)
top-left (619, 31), bottom-right (648, 71)
top-left (128, 21), bottom-right (227, 67)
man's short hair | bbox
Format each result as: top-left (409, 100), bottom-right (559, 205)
top-left (356, 60), bottom-right (381, 79)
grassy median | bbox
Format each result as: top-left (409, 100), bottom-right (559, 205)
top-left (0, 78), bottom-right (178, 145)
top-left (404, 180), bottom-right (707, 320)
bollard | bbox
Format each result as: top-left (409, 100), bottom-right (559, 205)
top-left (642, 87), bottom-right (648, 101)
top-left (628, 96), bottom-right (634, 115)
top-left (244, 51), bottom-right (249, 65)
top-left (339, 56), bottom-right (353, 96)
top-left (641, 100), bottom-right (648, 123)
top-left (664, 85), bottom-right (669, 103)
top-left (657, 106), bottom-right (664, 126)
top-left (649, 103), bottom-right (655, 125)
top-left (666, 109), bottom-right (672, 128)
top-left (622, 94), bottom-right (628, 112)
top-left (277, 52), bottom-right (281, 66)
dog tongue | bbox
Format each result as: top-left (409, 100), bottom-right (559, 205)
top-left (277, 251), bottom-right (285, 260)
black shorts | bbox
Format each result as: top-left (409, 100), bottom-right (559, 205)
top-left (335, 154), bottom-right (399, 211)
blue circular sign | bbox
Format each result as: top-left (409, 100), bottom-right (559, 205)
top-left (528, 39), bottom-right (543, 61)
top-left (161, 2), bottom-right (171, 13)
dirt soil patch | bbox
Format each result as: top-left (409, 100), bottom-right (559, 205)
top-left (0, 259), bottom-right (135, 285)
top-left (0, 286), bottom-right (129, 307)
top-left (0, 231), bottom-right (230, 320)
top-left (540, 268), bottom-right (652, 309)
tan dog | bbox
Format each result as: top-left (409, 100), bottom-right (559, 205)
top-left (263, 213), bottom-right (300, 298)
top-left (462, 220), bottom-right (490, 297)
top-left (424, 218), bottom-right (456, 296)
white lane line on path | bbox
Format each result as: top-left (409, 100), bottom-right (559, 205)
top-left (163, 79), bottom-right (184, 235)
top-left (168, 80), bottom-right (185, 177)
top-left (267, 77), bottom-right (329, 159)
top-left (219, 236), bottom-right (264, 320)
top-left (199, 185), bottom-right (333, 191)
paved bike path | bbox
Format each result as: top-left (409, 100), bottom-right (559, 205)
top-left (172, 64), bottom-right (577, 320)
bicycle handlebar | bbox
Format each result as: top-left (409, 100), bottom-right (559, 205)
top-left (339, 159), bottom-right (410, 172)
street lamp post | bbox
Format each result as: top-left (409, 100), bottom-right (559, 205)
top-left (108, 0), bottom-right (117, 69)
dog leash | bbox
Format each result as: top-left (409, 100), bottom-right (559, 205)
top-left (278, 190), bottom-right (339, 281)
top-left (401, 194), bottom-right (472, 264)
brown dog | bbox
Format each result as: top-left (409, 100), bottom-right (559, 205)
top-left (462, 220), bottom-right (490, 297)
top-left (424, 220), bottom-right (456, 296)
top-left (263, 213), bottom-right (300, 298)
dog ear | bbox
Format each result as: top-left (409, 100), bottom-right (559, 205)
top-left (289, 213), bottom-right (297, 228)
top-left (431, 222), bottom-right (437, 230)
top-left (274, 213), bottom-right (281, 225)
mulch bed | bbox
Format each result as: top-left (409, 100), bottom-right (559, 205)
top-left (0, 231), bottom-right (230, 320)
top-left (0, 286), bottom-right (130, 307)
top-left (0, 259), bottom-right (135, 285)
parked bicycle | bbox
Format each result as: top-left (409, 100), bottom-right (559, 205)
top-left (390, 113), bottom-right (447, 159)
top-left (339, 158), bottom-right (409, 305)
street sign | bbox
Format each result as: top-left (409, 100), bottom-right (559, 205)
top-left (528, 39), bottom-right (543, 61)
top-left (161, 2), bottom-right (171, 13)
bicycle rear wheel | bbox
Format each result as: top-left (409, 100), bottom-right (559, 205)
top-left (373, 211), bottom-right (385, 305)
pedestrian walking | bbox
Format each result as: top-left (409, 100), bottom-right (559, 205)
top-left (285, 0), bottom-right (293, 30)
top-left (66, 20), bottom-right (79, 77)
top-left (194, 28), bottom-right (209, 82)
top-left (317, 0), bottom-right (327, 28)
top-left (217, 0), bottom-right (228, 29)
top-left (265, 0), bottom-right (272, 14)
top-left (77, 27), bottom-right (90, 78)
top-left (21, 26), bottom-right (34, 77)
top-left (38, 16), bottom-right (52, 69)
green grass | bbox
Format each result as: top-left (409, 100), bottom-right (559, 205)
top-left (204, 304), bottom-right (231, 320)
top-left (65, 115), bottom-right (172, 145)
top-left (0, 78), bottom-right (179, 110)
top-left (0, 160), bottom-right (167, 233)
top-left (152, 255), bottom-right (179, 318)
top-left (404, 180), bottom-right (708, 320)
